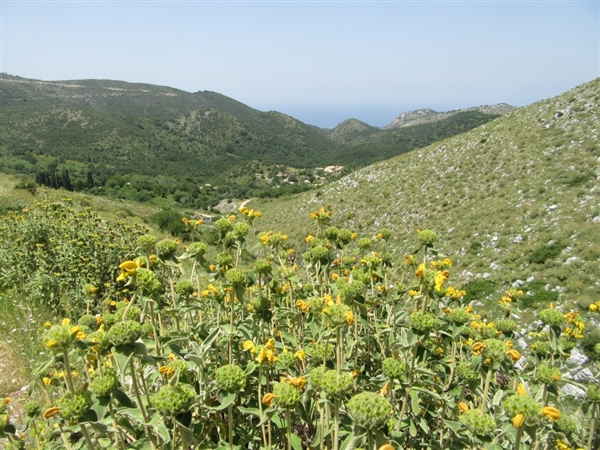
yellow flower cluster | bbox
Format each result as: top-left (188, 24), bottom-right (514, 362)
top-left (116, 258), bottom-right (142, 282)
top-left (589, 300), bottom-right (600, 312)
top-left (239, 206), bottom-right (262, 220)
top-left (201, 284), bottom-right (221, 298)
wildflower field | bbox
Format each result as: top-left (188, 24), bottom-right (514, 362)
top-left (0, 198), bottom-right (599, 450)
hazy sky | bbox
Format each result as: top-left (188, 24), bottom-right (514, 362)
top-left (2, 1), bottom-right (598, 128)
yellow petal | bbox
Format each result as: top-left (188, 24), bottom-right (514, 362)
top-left (542, 406), bottom-right (561, 421)
top-left (512, 413), bottom-right (525, 428)
top-left (43, 407), bottom-right (60, 419)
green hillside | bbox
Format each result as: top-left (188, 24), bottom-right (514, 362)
top-left (251, 78), bottom-right (600, 306)
top-left (1, 74), bottom-right (502, 209)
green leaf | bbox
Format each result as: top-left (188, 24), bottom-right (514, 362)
top-left (492, 389), bottom-right (504, 407)
top-left (113, 389), bottom-right (136, 408)
top-left (208, 391), bottom-right (236, 411)
top-left (290, 432), bottom-right (303, 450)
top-left (177, 421), bottom-right (198, 447)
top-left (409, 419), bottom-right (417, 437)
top-left (237, 406), bottom-right (262, 417)
top-left (340, 431), bottom-right (363, 450)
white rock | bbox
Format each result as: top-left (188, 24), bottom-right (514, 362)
top-left (516, 338), bottom-right (529, 351)
top-left (512, 280), bottom-right (525, 288)
top-left (566, 348), bottom-right (589, 367)
top-left (562, 383), bottom-right (587, 398)
top-left (514, 356), bottom-right (527, 371)
top-left (526, 276), bottom-right (535, 283)
top-left (573, 368), bottom-right (596, 383)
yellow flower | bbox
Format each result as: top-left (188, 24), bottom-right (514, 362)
top-left (46, 339), bottom-right (57, 349)
top-left (471, 342), bottom-right (485, 355)
top-left (229, 215), bottom-right (236, 221)
top-left (380, 382), bottom-right (389, 396)
top-left (294, 350), bottom-right (306, 361)
top-left (43, 407), bottom-right (61, 419)
top-left (436, 347), bottom-right (445, 355)
top-left (159, 366), bottom-right (175, 378)
top-left (266, 338), bottom-right (275, 349)
top-left (378, 445), bottom-right (395, 450)
top-left (345, 310), bottom-right (354, 325)
top-left (44, 321), bottom-right (52, 328)
top-left (242, 340), bottom-right (256, 352)
top-left (458, 402), bottom-right (469, 413)
top-left (116, 259), bottom-right (139, 282)
top-left (43, 377), bottom-right (51, 386)
top-left (541, 406), bottom-right (561, 421)
top-left (507, 349), bottom-right (521, 362)
top-left (512, 413), bottom-right (525, 428)
top-left (62, 318), bottom-right (71, 326)
top-left (517, 383), bottom-right (527, 396)
top-left (2, 398), bottom-right (10, 405)
top-left (262, 393), bottom-right (275, 406)
top-left (288, 376), bottom-right (307, 389)
top-left (296, 300), bottom-right (310, 313)
top-left (239, 206), bottom-right (248, 214)
top-left (415, 263), bottom-right (425, 278)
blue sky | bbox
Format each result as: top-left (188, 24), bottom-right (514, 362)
top-left (1, 1), bottom-right (598, 128)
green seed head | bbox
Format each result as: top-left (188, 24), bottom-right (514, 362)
top-left (107, 320), bottom-right (142, 346)
top-left (277, 350), bottom-right (297, 369)
top-left (43, 324), bottom-right (74, 353)
top-left (77, 314), bottom-right (98, 331)
top-left (496, 319), bottom-right (517, 333)
top-left (226, 268), bottom-right (246, 286)
top-left (273, 382), bottom-right (300, 408)
top-left (536, 364), bottom-right (560, 385)
top-left (153, 384), bottom-right (196, 417)
top-left (215, 364), bottom-right (246, 392)
top-left (554, 415), bottom-right (577, 435)
top-left (135, 268), bottom-right (161, 295)
top-left (309, 367), bottom-right (325, 391)
top-left (90, 366), bottom-right (118, 397)
top-left (187, 242), bottom-right (207, 260)
top-left (539, 308), bottom-right (566, 328)
top-left (138, 234), bottom-right (157, 253)
top-left (323, 303), bottom-right (352, 328)
top-left (482, 339), bottom-right (508, 362)
top-left (418, 230), bottom-right (437, 246)
top-left (503, 394), bottom-right (543, 426)
top-left (23, 400), bottom-right (40, 418)
top-left (448, 308), bottom-right (471, 325)
top-left (382, 357), bottom-right (405, 380)
top-left (459, 409), bottom-right (496, 436)
top-left (321, 370), bottom-right (353, 398)
top-left (57, 391), bottom-right (92, 421)
top-left (347, 392), bottom-right (393, 431)
top-left (175, 280), bottom-right (194, 297)
top-left (156, 239), bottom-right (178, 260)
top-left (409, 312), bottom-right (435, 333)
top-left (456, 362), bottom-right (479, 382)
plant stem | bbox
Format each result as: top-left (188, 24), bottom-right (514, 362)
top-left (286, 408), bottom-right (293, 450)
top-left (79, 423), bottom-right (97, 450)
top-left (588, 403), bottom-right (596, 450)
top-left (480, 365), bottom-right (493, 412)
top-left (333, 398), bottom-right (340, 450)
top-left (228, 403), bottom-right (234, 450)
top-left (129, 358), bottom-right (158, 450)
top-left (514, 426), bottom-right (523, 450)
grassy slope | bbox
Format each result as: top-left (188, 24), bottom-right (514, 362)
top-left (251, 78), bottom-right (600, 305)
